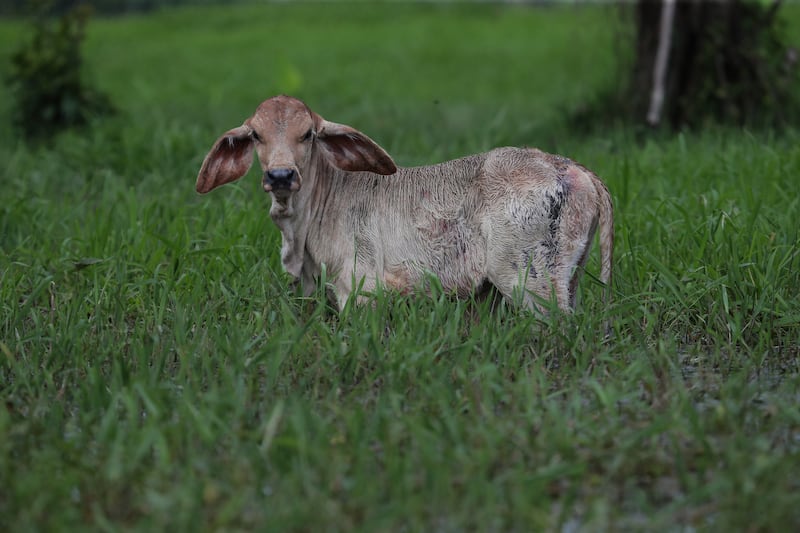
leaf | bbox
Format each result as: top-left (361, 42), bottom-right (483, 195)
top-left (72, 257), bottom-right (105, 270)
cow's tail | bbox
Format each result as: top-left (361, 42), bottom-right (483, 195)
top-left (595, 177), bottom-right (614, 306)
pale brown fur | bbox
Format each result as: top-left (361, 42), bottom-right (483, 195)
top-left (196, 95), bottom-right (613, 312)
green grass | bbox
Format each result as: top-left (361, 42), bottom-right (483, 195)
top-left (2, 3), bottom-right (800, 531)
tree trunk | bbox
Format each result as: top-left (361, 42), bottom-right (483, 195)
top-left (629, 0), bottom-right (795, 129)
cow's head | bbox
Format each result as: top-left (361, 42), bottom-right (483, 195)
top-left (196, 95), bottom-right (397, 196)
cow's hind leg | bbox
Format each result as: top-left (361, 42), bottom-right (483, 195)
top-left (487, 227), bottom-right (595, 314)
top-left (487, 252), bottom-right (569, 314)
top-left (567, 229), bottom-right (595, 309)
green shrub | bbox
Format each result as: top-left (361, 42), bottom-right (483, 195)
top-left (5, 1), bottom-right (114, 140)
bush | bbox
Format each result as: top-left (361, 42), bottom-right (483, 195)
top-left (5, 1), bottom-right (114, 140)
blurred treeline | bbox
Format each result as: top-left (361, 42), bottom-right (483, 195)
top-left (0, 0), bottom-right (248, 16)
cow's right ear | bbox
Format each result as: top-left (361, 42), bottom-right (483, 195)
top-left (196, 125), bottom-right (255, 194)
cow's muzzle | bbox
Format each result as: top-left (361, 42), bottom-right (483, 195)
top-left (263, 168), bottom-right (299, 192)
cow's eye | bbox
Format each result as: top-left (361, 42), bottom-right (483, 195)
top-left (301, 128), bottom-right (313, 142)
top-left (250, 130), bottom-right (262, 143)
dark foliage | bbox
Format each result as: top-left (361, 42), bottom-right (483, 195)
top-left (573, 0), bottom-right (799, 132)
top-left (632, 0), bottom-right (798, 128)
top-left (5, 2), bottom-right (115, 140)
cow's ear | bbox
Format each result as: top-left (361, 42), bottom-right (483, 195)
top-left (314, 117), bottom-right (397, 176)
top-left (196, 125), bottom-right (255, 193)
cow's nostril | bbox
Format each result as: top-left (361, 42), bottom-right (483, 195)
top-left (266, 168), bottom-right (295, 182)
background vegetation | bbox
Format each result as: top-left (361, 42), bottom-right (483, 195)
top-left (1, 3), bottom-right (799, 531)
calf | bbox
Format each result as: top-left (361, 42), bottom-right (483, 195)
top-left (196, 95), bottom-right (613, 311)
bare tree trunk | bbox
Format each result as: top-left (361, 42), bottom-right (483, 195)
top-left (646, 0), bottom-right (676, 127)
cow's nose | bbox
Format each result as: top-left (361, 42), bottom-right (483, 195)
top-left (264, 168), bottom-right (296, 191)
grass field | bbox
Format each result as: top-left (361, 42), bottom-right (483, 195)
top-left (2, 2), bottom-right (800, 531)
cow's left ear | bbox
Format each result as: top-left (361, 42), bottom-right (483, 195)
top-left (314, 116), bottom-right (397, 176)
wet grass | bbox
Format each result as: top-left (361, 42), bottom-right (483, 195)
top-left (1, 2), bottom-right (800, 531)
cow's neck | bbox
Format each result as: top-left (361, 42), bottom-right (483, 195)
top-left (268, 151), bottom-right (337, 284)
top-left (268, 187), bottom-right (312, 283)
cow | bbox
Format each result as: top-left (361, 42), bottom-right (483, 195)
top-left (196, 95), bottom-right (613, 312)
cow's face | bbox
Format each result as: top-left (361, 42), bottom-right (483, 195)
top-left (195, 95), bottom-right (397, 197)
top-left (248, 96), bottom-right (316, 196)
